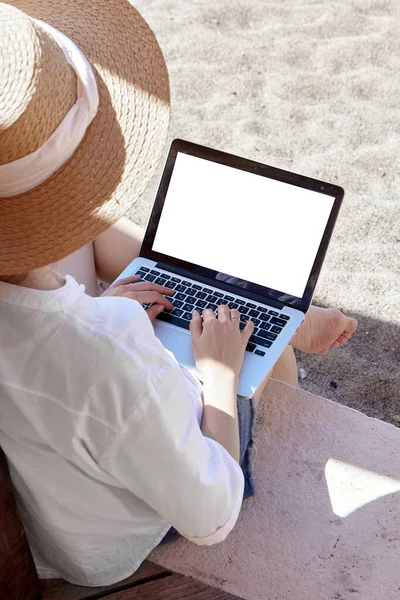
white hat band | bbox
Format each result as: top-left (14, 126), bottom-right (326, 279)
top-left (0, 19), bottom-right (99, 198)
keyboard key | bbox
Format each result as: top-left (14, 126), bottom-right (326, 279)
top-left (185, 296), bottom-right (196, 305)
top-left (164, 281), bottom-right (176, 289)
top-left (270, 325), bottom-right (282, 334)
top-left (229, 302), bottom-right (239, 309)
top-left (253, 318), bottom-right (261, 327)
top-left (175, 292), bottom-right (186, 301)
top-left (206, 295), bottom-right (218, 303)
top-left (224, 295), bottom-right (234, 301)
top-left (246, 302), bottom-right (256, 309)
top-left (249, 334), bottom-right (272, 348)
top-left (238, 306), bottom-right (249, 314)
top-left (279, 314), bottom-right (290, 321)
top-left (172, 308), bottom-right (183, 317)
top-left (140, 266), bottom-right (150, 272)
top-left (260, 321), bottom-right (271, 330)
top-left (175, 284), bottom-right (187, 292)
top-left (156, 312), bottom-right (190, 329)
top-left (235, 299), bottom-right (245, 305)
top-left (203, 288), bottom-right (212, 294)
top-left (171, 277), bottom-right (181, 283)
top-left (182, 311), bottom-right (193, 320)
top-left (196, 291), bottom-right (207, 299)
top-left (246, 342), bottom-right (256, 353)
top-left (239, 321), bottom-right (246, 331)
top-left (155, 277), bottom-right (167, 286)
top-left (196, 300), bottom-right (207, 309)
top-left (142, 274), bottom-right (155, 282)
top-left (214, 291), bottom-right (224, 298)
top-left (183, 303), bottom-right (194, 312)
top-left (255, 349), bottom-right (266, 356)
top-left (258, 306), bottom-right (268, 313)
top-left (268, 310), bottom-right (279, 316)
top-left (159, 273), bottom-right (170, 279)
top-left (270, 317), bottom-right (287, 328)
top-left (248, 309), bottom-right (259, 318)
top-left (186, 288), bottom-right (197, 296)
top-left (173, 300), bottom-right (183, 308)
top-left (136, 269), bottom-right (148, 276)
top-left (182, 281), bottom-right (192, 286)
top-left (207, 304), bottom-right (217, 312)
top-left (258, 330), bottom-right (277, 341)
top-left (192, 284), bottom-right (202, 290)
top-left (259, 314), bottom-right (270, 322)
top-left (150, 269), bottom-right (160, 275)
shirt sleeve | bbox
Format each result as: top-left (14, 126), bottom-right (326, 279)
top-left (98, 325), bottom-right (244, 545)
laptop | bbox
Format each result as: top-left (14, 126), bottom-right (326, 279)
top-left (117, 139), bottom-right (344, 397)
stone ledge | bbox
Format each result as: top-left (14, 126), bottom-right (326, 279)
top-left (151, 379), bottom-right (400, 600)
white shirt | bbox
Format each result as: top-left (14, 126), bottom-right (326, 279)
top-left (0, 276), bottom-right (244, 586)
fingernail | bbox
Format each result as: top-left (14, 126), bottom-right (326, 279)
top-left (158, 305), bottom-right (164, 313)
top-left (192, 310), bottom-right (199, 318)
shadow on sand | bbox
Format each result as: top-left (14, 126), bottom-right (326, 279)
top-left (295, 309), bottom-right (400, 426)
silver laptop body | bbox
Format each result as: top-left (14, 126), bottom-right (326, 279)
top-left (117, 140), bottom-right (344, 398)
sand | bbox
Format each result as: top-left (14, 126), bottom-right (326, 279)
top-left (130, 0), bottom-right (400, 425)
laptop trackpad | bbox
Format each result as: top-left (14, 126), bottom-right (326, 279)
top-left (153, 321), bottom-right (195, 369)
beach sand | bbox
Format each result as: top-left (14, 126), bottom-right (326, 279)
top-left (131, 0), bottom-right (400, 425)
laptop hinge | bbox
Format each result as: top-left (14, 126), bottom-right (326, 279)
top-left (156, 262), bottom-right (285, 310)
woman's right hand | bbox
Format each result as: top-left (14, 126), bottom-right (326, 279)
top-left (189, 305), bottom-right (254, 379)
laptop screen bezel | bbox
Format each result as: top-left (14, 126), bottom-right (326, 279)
top-left (141, 139), bottom-right (344, 312)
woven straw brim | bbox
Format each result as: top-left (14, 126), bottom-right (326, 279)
top-left (0, 0), bottom-right (170, 275)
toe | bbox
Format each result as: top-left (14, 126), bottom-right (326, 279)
top-left (345, 317), bottom-right (358, 335)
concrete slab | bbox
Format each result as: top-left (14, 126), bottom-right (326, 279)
top-left (150, 379), bottom-right (400, 600)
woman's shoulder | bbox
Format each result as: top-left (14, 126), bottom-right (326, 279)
top-left (65, 291), bottom-right (179, 382)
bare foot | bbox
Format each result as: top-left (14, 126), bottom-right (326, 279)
top-left (290, 306), bottom-right (357, 354)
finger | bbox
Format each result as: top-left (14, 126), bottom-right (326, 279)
top-left (217, 304), bottom-right (231, 321)
top-left (145, 304), bottom-right (165, 321)
top-left (202, 308), bottom-right (215, 323)
top-left (127, 291), bottom-right (174, 309)
top-left (189, 310), bottom-right (203, 340)
top-left (110, 275), bottom-right (141, 287)
top-left (230, 308), bottom-right (241, 326)
top-left (127, 281), bottom-right (175, 296)
top-left (242, 319), bottom-right (254, 342)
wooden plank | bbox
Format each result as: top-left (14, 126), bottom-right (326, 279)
top-left (40, 561), bottom-right (170, 600)
top-left (103, 573), bottom-right (243, 600)
top-left (0, 448), bottom-right (41, 600)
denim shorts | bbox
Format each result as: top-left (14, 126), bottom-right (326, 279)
top-left (159, 395), bottom-right (257, 545)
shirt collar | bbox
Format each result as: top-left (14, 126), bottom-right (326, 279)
top-left (0, 275), bottom-right (86, 312)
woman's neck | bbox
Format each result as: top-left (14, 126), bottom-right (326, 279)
top-left (0, 266), bottom-right (65, 290)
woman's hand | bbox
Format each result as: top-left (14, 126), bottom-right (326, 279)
top-left (100, 275), bottom-right (174, 320)
top-left (190, 305), bottom-right (254, 379)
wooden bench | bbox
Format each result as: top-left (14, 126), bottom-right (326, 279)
top-left (0, 447), bottom-right (240, 600)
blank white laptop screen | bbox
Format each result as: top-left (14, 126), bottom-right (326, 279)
top-left (152, 152), bottom-right (335, 298)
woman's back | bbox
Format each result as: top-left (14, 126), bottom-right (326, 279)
top-left (0, 275), bottom-right (242, 586)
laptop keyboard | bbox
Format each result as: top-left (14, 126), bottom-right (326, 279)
top-left (134, 266), bottom-right (290, 356)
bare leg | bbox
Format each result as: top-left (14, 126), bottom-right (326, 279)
top-left (252, 305), bottom-right (358, 406)
top-left (253, 346), bottom-right (298, 406)
top-left (93, 217), bottom-right (144, 283)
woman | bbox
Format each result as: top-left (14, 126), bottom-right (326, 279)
top-left (0, 0), bottom-right (357, 588)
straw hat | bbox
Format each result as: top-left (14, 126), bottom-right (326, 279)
top-left (0, 1), bottom-right (170, 275)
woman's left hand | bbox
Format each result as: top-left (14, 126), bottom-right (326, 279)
top-left (100, 275), bottom-right (174, 320)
